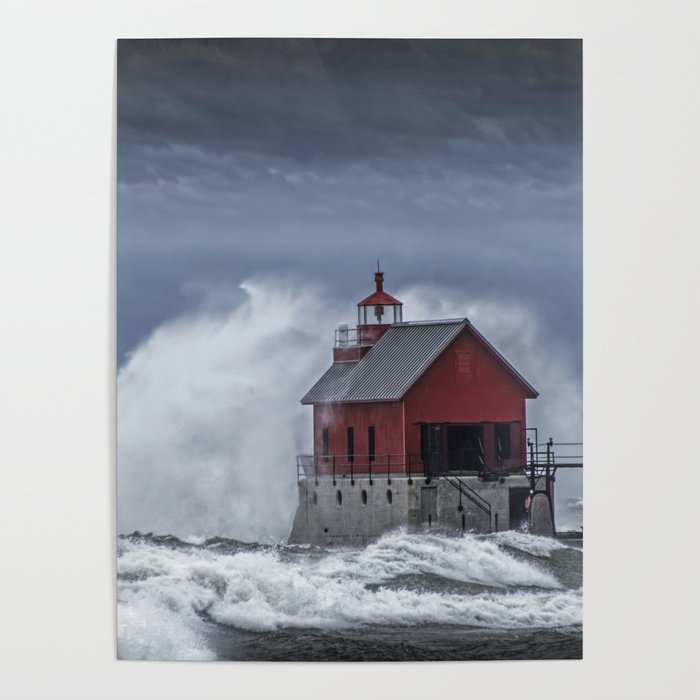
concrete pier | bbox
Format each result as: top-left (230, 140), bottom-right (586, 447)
top-left (529, 492), bottom-right (555, 536)
top-left (288, 473), bottom-right (543, 546)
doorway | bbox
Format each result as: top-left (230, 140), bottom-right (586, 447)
top-left (420, 487), bottom-right (437, 525)
top-left (509, 487), bottom-right (531, 530)
top-left (446, 425), bottom-right (484, 471)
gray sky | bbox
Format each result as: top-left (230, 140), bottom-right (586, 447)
top-left (117, 38), bottom-right (581, 373)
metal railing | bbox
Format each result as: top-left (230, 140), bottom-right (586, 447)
top-left (526, 435), bottom-right (583, 470)
top-left (296, 438), bottom-right (583, 485)
top-left (334, 326), bottom-right (385, 347)
top-left (296, 453), bottom-right (424, 485)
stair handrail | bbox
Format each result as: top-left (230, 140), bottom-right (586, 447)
top-left (441, 474), bottom-right (491, 517)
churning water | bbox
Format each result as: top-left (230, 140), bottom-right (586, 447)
top-left (117, 529), bottom-right (582, 661)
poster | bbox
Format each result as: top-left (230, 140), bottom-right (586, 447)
top-left (117, 38), bottom-right (583, 661)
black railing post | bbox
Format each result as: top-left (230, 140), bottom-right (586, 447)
top-left (369, 456), bottom-right (373, 485)
top-left (314, 455), bottom-right (318, 486)
top-left (545, 438), bottom-right (553, 492)
top-left (332, 455), bottom-right (336, 486)
top-left (387, 454), bottom-right (391, 485)
top-left (350, 456), bottom-right (354, 486)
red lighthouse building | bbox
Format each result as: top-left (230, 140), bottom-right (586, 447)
top-left (302, 270), bottom-right (537, 478)
top-left (290, 269), bottom-right (547, 545)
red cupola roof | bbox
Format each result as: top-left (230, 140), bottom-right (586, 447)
top-left (357, 270), bottom-right (402, 307)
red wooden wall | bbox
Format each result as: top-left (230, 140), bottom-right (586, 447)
top-left (313, 402), bottom-right (404, 474)
top-left (402, 328), bottom-right (528, 466)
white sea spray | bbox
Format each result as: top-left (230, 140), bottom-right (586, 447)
top-left (117, 280), bottom-right (333, 541)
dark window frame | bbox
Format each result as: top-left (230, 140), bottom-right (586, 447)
top-left (347, 426), bottom-right (355, 463)
top-left (495, 423), bottom-right (512, 460)
top-left (455, 350), bottom-right (473, 375)
top-left (322, 427), bottom-right (329, 462)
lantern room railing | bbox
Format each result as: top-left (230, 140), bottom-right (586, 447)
top-left (335, 326), bottom-right (389, 347)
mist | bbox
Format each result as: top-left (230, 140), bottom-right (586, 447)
top-left (117, 279), bottom-right (332, 540)
top-left (117, 278), bottom-right (581, 540)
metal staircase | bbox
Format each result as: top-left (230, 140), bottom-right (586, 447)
top-left (441, 474), bottom-right (492, 518)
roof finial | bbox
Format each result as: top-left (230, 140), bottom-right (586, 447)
top-left (377, 258), bottom-right (380, 273)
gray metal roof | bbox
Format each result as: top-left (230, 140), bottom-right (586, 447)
top-left (300, 360), bottom-right (360, 404)
top-left (301, 319), bottom-right (467, 404)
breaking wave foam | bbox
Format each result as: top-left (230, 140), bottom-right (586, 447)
top-left (117, 595), bottom-right (215, 661)
top-left (487, 531), bottom-right (568, 557)
top-left (118, 530), bottom-right (581, 659)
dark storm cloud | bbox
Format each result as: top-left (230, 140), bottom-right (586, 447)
top-left (118, 39), bottom-right (580, 161)
top-left (117, 38), bottom-right (581, 374)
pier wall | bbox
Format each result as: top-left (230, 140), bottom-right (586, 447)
top-left (288, 474), bottom-right (538, 546)
top-left (529, 492), bottom-right (555, 536)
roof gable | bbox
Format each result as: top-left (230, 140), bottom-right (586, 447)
top-left (464, 321), bottom-right (538, 398)
top-left (301, 318), bottom-right (538, 404)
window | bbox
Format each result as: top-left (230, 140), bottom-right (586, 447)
top-left (456, 350), bottom-right (473, 374)
top-left (495, 423), bottom-right (512, 459)
top-left (322, 427), bottom-right (329, 462)
top-left (347, 427), bottom-right (355, 462)
top-left (420, 424), bottom-right (429, 461)
top-left (368, 426), bottom-right (375, 462)
top-left (358, 304), bottom-right (402, 325)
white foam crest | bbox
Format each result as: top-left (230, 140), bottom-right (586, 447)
top-left (486, 531), bottom-right (568, 557)
top-left (117, 532), bottom-right (580, 639)
top-left (118, 539), bottom-right (222, 660)
top-left (317, 530), bottom-right (561, 589)
top-left (117, 594), bottom-right (215, 661)
top-left (211, 578), bottom-right (581, 632)
top-left (183, 534), bottom-right (208, 545)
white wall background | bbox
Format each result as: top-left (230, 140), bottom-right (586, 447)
top-left (1, 1), bottom-right (698, 698)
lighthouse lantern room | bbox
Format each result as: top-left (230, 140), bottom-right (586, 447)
top-left (357, 268), bottom-right (403, 326)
